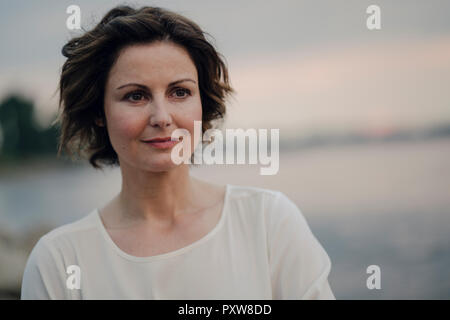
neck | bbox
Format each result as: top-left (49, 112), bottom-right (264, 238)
top-left (117, 162), bottom-right (198, 225)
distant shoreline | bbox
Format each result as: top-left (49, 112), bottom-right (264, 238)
top-left (0, 155), bottom-right (85, 177)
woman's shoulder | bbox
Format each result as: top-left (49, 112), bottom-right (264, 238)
top-left (32, 209), bottom-right (99, 253)
top-left (227, 184), bottom-right (299, 218)
top-left (21, 211), bottom-right (99, 299)
top-left (227, 184), bottom-right (305, 225)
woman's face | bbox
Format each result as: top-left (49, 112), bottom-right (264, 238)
top-left (103, 41), bottom-right (202, 172)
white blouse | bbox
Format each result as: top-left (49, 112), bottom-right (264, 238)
top-left (21, 184), bottom-right (335, 299)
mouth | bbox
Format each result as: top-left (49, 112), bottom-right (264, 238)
top-left (142, 137), bottom-right (182, 149)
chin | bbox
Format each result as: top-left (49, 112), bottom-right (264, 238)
top-left (142, 158), bottom-right (181, 172)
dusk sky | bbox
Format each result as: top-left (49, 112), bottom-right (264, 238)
top-left (1, 0), bottom-right (449, 138)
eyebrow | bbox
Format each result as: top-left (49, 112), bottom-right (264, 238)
top-left (115, 78), bottom-right (196, 90)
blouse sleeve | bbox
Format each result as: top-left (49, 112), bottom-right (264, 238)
top-left (20, 236), bottom-right (68, 300)
top-left (267, 192), bottom-right (336, 300)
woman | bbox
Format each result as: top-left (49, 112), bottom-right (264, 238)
top-left (21, 5), bottom-right (335, 300)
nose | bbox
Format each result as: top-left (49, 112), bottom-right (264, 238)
top-left (149, 97), bottom-right (172, 128)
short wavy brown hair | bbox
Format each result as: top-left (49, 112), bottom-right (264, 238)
top-left (54, 5), bottom-right (234, 169)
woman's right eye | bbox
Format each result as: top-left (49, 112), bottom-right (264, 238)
top-left (124, 91), bottom-right (147, 102)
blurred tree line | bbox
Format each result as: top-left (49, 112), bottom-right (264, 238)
top-left (0, 94), bottom-right (59, 163)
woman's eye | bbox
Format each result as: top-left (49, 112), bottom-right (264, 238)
top-left (125, 91), bottom-right (146, 102)
top-left (172, 88), bottom-right (191, 98)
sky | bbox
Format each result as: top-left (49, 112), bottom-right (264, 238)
top-left (1, 0), bottom-right (450, 138)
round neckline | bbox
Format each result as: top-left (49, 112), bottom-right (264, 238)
top-left (93, 183), bottom-right (231, 263)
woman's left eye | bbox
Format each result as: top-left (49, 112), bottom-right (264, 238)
top-left (172, 88), bottom-right (191, 98)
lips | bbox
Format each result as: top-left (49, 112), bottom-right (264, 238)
top-left (143, 137), bottom-right (179, 143)
top-left (142, 137), bottom-right (180, 149)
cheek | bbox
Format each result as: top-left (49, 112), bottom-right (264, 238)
top-left (107, 108), bottom-right (146, 142)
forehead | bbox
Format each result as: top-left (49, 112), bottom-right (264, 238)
top-left (107, 41), bottom-right (198, 86)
